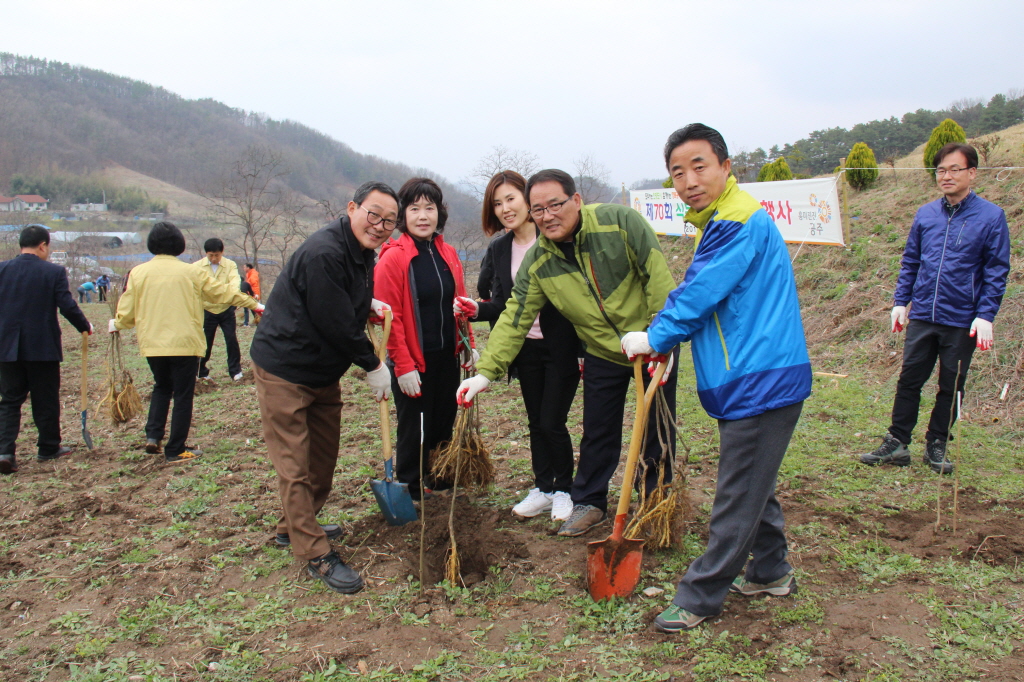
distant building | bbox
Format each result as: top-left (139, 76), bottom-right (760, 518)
top-left (0, 196), bottom-right (15, 212)
top-left (70, 203), bottom-right (108, 212)
top-left (0, 195), bottom-right (49, 212)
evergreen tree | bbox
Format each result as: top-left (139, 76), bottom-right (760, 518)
top-left (756, 158), bottom-right (793, 182)
top-left (845, 142), bottom-right (879, 190)
top-left (923, 118), bottom-right (967, 176)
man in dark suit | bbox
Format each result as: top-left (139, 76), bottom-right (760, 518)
top-left (0, 225), bottom-right (92, 474)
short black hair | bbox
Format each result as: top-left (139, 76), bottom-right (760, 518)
top-left (664, 123), bottom-right (729, 167)
top-left (19, 224), bottom-right (51, 248)
top-left (147, 221), bottom-right (186, 256)
top-left (204, 237), bottom-right (224, 253)
top-left (245, 263), bottom-right (254, 270)
top-left (354, 181), bottom-right (399, 207)
top-left (526, 169), bottom-right (576, 204)
top-left (396, 177), bottom-right (448, 234)
top-left (934, 143), bottom-right (978, 170)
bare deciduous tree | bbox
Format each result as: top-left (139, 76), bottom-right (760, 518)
top-left (463, 145), bottom-right (541, 200)
top-left (970, 135), bottom-right (1001, 166)
top-left (198, 145), bottom-right (302, 268)
top-left (573, 153), bottom-right (614, 204)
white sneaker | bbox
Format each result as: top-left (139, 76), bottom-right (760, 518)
top-left (512, 488), bottom-right (552, 518)
top-left (232, 372), bottom-right (244, 382)
top-left (550, 491), bottom-right (573, 522)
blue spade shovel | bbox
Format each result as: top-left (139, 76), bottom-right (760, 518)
top-left (367, 312), bottom-right (417, 526)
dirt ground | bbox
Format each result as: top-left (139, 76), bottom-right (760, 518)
top-left (1, 309), bottom-right (1022, 681)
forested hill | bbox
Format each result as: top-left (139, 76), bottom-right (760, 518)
top-left (0, 53), bottom-right (476, 222)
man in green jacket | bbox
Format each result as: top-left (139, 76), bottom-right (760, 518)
top-left (457, 169), bottom-right (678, 536)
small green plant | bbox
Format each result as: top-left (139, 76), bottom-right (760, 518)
top-left (846, 142), bottom-right (879, 190)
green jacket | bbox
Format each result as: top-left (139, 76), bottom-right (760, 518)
top-left (477, 203), bottom-right (675, 380)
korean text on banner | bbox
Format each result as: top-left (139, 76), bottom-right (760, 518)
top-left (629, 176), bottom-right (845, 246)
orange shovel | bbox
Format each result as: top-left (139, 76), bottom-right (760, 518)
top-left (587, 357), bottom-right (668, 601)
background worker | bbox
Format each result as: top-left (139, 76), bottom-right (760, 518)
top-left (456, 169), bottom-right (678, 538)
top-left (96, 273), bottom-right (110, 302)
top-left (112, 223), bottom-right (262, 463)
top-left (243, 264), bottom-right (261, 327)
top-left (250, 181), bottom-right (396, 595)
top-left (192, 238), bottom-right (245, 381)
top-left (454, 170), bottom-right (580, 522)
top-left (0, 225), bottom-right (92, 474)
top-left (77, 279), bottom-right (96, 303)
top-left (623, 124), bottom-right (812, 633)
top-left (860, 142), bottom-right (1010, 474)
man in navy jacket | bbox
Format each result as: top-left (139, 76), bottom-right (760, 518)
top-left (861, 143), bottom-right (1010, 474)
top-left (0, 225), bottom-right (92, 474)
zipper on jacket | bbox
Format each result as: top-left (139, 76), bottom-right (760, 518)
top-left (426, 239), bottom-right (447, 350)
top-left (932, 203), bottom-right (959, 322)
top-left (955, 219), bottom-right (968, 246)
top-left (713, 312), bottom-right (731, 371)
top-left (573, 242), bottom-right (621, 338)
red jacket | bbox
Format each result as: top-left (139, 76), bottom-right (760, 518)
top-left (374, 232), bottom-right (474, 377)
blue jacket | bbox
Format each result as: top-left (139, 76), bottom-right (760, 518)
top-left (894, 191), bottom-right (1010, 328)
top-left (648, 177), bottom-right (811, 420)
top-left (0, 254), bottom-right (91, 362)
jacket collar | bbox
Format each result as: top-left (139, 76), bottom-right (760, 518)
top-left (685, 175), bottom-right (739, 230)
top-left (338, 216), bottom-right (377, 265)
top-left (943, 189), bottom-right (975, 213)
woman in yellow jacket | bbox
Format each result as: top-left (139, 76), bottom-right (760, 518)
top-left (111, 222), bottom-right (263, 462)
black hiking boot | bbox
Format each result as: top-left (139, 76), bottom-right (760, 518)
top-left (307, 551), bottom-right (363, 594)
top-left (859, 433), bottom-right (910, 467)
top-left (924, 439), bottom-right (954, 475)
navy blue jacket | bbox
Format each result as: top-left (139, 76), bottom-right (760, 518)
top-left (0, 253), bottom-right (91, 362)
top-left (894, 191), bottom-right (1010, 328)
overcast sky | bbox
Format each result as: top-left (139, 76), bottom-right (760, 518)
top-left (4, 0), bottom-right (1022, 187)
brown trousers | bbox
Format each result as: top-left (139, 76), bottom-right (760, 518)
top-left (254, 364), bottom-right (342, 560)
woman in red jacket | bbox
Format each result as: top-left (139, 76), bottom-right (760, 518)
top-left (374, 178), bottom-right (475, 499)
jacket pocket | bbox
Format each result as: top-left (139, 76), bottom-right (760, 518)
top-left (713, 312), bottom-right (731, 371)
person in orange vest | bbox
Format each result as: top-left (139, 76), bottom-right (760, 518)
top-left (243, 264), bottom-right (261, 327)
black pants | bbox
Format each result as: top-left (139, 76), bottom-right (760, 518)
top-left (889, 320), bottom-right (975, 445)
top-left (98, 285), bottom-right (108, 302)
top-left (392, 349), bottom-right (460, 496)
top-left (199, 308), bottom-right (241, 378)
top-left (515, 338), bottom-right (580, 493)
top-left (672, 401), bottom-right (803, 617)
top-left (146, 356), bottom-right (199, 457)
top-left (0, 361), bottom-right (62, 458)
top-left (574, 350), bottom-right (679, 512)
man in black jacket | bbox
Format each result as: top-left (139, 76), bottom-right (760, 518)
top-left (250, 181), bottom-right (397, 594)
top-left (0, 225), bottom-right (92, 474)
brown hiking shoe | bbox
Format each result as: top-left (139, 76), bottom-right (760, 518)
top-left (556, 505), bottom-right (606, 537)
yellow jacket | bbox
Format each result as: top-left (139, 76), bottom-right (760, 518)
top-left (191, 256), bottom-right (242, 314)
top-left (115, 255), bottom-right (258, 357)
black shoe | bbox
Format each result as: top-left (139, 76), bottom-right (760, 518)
top-left (165, 449), bottom-right (202, 463)
top-left (37, 446), bottom-right (72, 463)
top-left (859, 433), bottom-right (910, 466)
top-left (925, 439), bottom-right (954, 475)
top-left (0, 454), bottom-right (17, 475)
top-left (145, 438), bottom-right (162, 454)
top-left (276, 524), bottom-right (343, 546)
top-left (307, 551), bottom-right (363, 594)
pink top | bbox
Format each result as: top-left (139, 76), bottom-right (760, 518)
top-left (510, 235), bottom-right (543, 340)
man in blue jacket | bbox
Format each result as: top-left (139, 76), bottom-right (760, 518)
top-left (620, 124), bottom-right (811, 632)
top-left (861, 143), bottom-right (1010, 475)
top-left (0, 225), bottom-right (93, 474)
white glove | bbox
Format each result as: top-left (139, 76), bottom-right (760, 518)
top-left (621, 331), bottom-right (653, 360)
top-left (890, 306), bottom-right (908, 333)
top-left (369, 298), bottom-right (391, 324)
top-left (397, 370), bottom-right (422, 397)
top-left (456, 374), bottom-right (490, 407)
top-left (108, 319), bottom-right (118, 333)
top-left (365, 362), bottom-right (392, 401)
top-left (648, 352), bottom-right (674, 386)
top-left (87, 322), bottom-right (94, 335)
top-left (969, 318), bottom-right (993, 350)
top-left (461, 348), bottom-right (480, 370)
top-left (453, 296), bottom-right (479, 318)
top-left (254, 303), bottom-right (265, 313)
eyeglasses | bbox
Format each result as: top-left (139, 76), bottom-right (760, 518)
top-left (361, 206), bottom-right (397, 229)
top-left (529, 198), bottom-right (572, 219)
top-left (935, 167), bottom-right (970, 178)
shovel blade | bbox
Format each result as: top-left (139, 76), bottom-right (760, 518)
top-left (370, 478), bottom-right (418, 526)
top-left (586, 536), bottom-right (645, 601)
top-left (81, 411), bottom-right (94, 450)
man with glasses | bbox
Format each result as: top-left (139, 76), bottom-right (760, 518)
top-left (457, 169), bottom-right (678, 537)
top-left (861, 143), bottom-right (1009, 474)
top-left (250, 181), bottom-right (397, 594)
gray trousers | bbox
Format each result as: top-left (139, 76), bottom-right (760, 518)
top-left (672, 401), bottom-right (803, 617)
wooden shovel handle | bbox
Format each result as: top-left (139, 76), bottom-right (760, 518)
top-left (614, 358), bottom-right (669, 522)
top-left (80, 332), bottom-right (89, 411)
top-left (366, 311), bottom-right (393, 463)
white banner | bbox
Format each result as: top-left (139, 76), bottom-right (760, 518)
top-left (629, 176), bottom-right (844, 246)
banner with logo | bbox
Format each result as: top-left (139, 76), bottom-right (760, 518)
top-left (629, 176), bottom-right (844, 246)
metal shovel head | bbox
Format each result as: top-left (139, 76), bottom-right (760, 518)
top-left (81, 410), bottom-right (94, 450)
top-left (587, 535), bottom-right (645, 601)
top-left (370, 478), bottom-right (417, 526)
